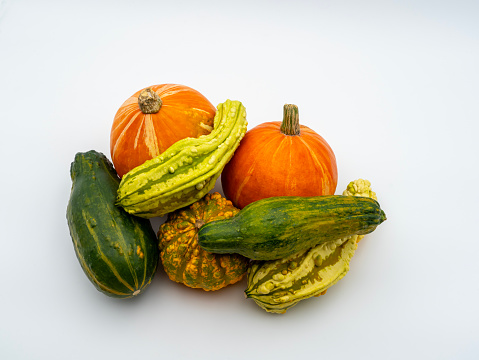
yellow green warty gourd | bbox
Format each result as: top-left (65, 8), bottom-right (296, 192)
top-left (116, 100), bottom-right (248, 218)
top-left (244, 179), bottom-right (382, 314)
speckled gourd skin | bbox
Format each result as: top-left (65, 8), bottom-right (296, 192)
top-left (158, 192), bottom-right (249, 291)
top-left (116, 100), bottom-right (248, 218)
top-left (244, 179), bottom-right (380, 313)
top-left (245, 235), bottom-right (360, 313)
top-left (198, 195), bottom-right (386, 261)
top-left (66, 151), bottom-right (159, 298)
top-left (342, 179), bottom-right (378, 243)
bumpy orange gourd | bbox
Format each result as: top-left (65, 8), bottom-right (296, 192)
top-left (221, 104), bottom-right (338, 209)
top-left (110, 84), bottom-right (216, 178)
top-left (157, 192), bottom-right (249, 291)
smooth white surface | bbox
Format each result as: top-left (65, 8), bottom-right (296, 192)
top-left (1, 0), bottom-right (478, 359)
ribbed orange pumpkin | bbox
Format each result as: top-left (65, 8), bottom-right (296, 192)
top-left (221, 104), bottom-right (338, 209)
top-left (110, 84), bottom-right (216, 178)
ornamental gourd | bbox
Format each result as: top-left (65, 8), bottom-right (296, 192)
top-left (222, 104), bottom-right (338, 209)
top-left (116, 100), bottom-right (248, 218)
top-left (246, 235), bottom-right (359, 314)
top-left (110, 84), bottom-right (216, 178)
top-left (157, 192), bottom-right (249, 291)
top-left (245, 179), bottom-right (380, 313)
top-left (66, 151), bottom-right (159, 298)
top-left (198, 194), bottom-right (386, 261)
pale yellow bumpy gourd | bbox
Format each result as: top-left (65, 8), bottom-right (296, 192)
top-left (245, 179), bottom-right (380, 313)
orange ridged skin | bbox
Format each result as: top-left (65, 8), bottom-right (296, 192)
top-left (157, 192), bottom-right (249, 291)
top-left (110, 84), bottom-right (216, 178)
top-left (221, 119), bottom-right (338, 209)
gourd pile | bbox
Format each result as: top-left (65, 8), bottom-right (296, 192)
top-left (67, 84), bottom-right (386, 314)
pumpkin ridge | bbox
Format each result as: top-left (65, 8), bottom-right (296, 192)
top-left (112, 111), bottom-right (142, 157)
top-left (231, 131), bottom-right (283, 205)
top-left (297, 135), bottom-right (327, 190)
top-left (155, 107), bottom-right (195, 145)
top-left (268, 135), bottom-right (292, 194)
top-left (303, 130), bottom-right (338, 193)
top-left (143, 114), bottom-right (161, 158)
top-left (189, 107), bottom-right (215, 116)
top-left (110, 104), bottom-right (137, 134)
top-left (133, 114), bottom-right (146, 151)
top-left (158, 87), bottom-right (186, 98)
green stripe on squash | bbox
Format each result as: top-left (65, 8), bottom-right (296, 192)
top-left (66, 150), bottom-right (159, 298)
top-left (198, 195), bottom-right (386, 261)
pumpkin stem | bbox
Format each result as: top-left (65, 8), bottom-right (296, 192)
top-left (138, 88), bottom-right (162, 114)
top-left (280, 104), bottom-right (300, 136)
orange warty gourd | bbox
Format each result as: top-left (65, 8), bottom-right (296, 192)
top-left (157, 192), bottom-right (249, 291)
top-left (110, 84), bottom-right (216, 178)
top-left (221, 104), bottom-right (338, 209)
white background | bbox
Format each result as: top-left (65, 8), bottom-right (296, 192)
top-left (1, 0), bottom-right (478, 359)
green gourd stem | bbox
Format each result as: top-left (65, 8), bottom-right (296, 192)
top-left (138, 88), bottom-right (162, 114)
top-left (280, 104), bottom-right (300, 136)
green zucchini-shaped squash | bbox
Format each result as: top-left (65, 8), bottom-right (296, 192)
top-left (198, 195), bottom-right (386, 260)
top-left (116, 99), bottom-right (248, 218)
top-left (66, 150), bottom-right (159, 298)
top-left (244, 179), bottom-right (380, 313)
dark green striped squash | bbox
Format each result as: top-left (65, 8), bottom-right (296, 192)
top-left (66, 150), bottom-right (159, 298)
top-left (198, 195), bottom-right (386, 261)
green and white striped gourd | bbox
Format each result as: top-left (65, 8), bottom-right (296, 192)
top-left (116, 100), bottom-right (248, 218)
top-left (244, 179), bottom-right (381, 313)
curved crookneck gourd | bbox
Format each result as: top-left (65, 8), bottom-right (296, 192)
top-left (116, 100), bottom-right (248, 218)
top-left (244, 179), bottom-right (381, 313)
top-left (66, 151), bottom-right (159, 298)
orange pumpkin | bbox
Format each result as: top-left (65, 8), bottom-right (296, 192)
top-left (221, 104), bottom-right (338, 209)
top-left (110, 84), bottom-right (216, 178)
